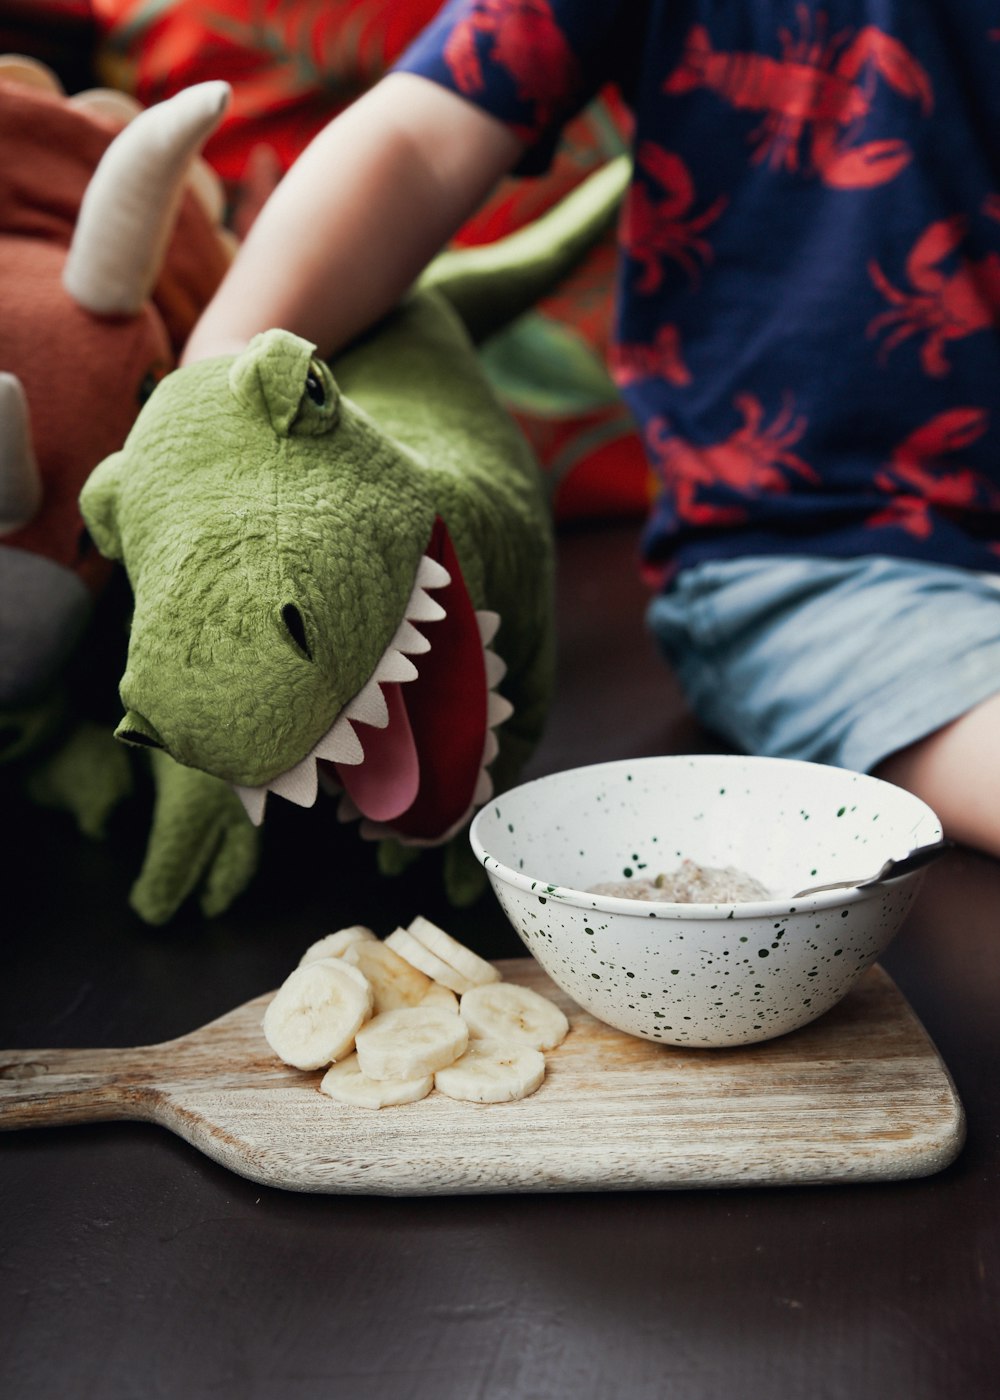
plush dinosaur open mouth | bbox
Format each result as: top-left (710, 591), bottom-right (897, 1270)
top-left (232, 517), bottom-right (510, 844)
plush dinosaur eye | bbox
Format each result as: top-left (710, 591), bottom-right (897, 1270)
top-left (137, 365), bottom-right (167, 406)
top-left (230, 335), bottom-right (339, 435)
top-left (74, 527), bottom-right (96, 564)
top-left (305, 361), bottom-right (326, 406)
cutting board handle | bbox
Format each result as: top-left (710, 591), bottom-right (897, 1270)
top-left (0, 1046), bottom-right (156, 1128)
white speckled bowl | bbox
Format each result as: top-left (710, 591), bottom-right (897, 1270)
top-left (469, 755), bottom-right (942, 1047)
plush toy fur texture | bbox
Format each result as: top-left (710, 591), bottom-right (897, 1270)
top-left (0, 73), bottom-right (230, 699)
top-left (0, 69), bottom-right (248, 916)
top-left (82, 156), bottom-right (629, 919)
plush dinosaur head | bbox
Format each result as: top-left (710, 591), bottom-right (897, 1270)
top-left (81, 325), bottom-right (519, 844)
top-left (79, 158), bottom-right (635, 884)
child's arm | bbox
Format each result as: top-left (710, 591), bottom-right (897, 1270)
top-left (182, 73), bottom-right (526, 365)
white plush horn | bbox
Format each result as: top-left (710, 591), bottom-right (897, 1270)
top-left (0, 374), bottom-right (43, 535)
top-left (0, 55), bottom-right (65, 94)
top-left (63, 80), bottom-right (231, 315)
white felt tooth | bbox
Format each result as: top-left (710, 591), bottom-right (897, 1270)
top-left (488, 692), bottom-right (514, 727)
top-left (267, 756), bottom-right (318, 808)
top-left (312, 715), bottom-right (364, 766)
top-left (391, 618), bottom-right (431, 655)
top-left (405, 587), bottom-right (446, 624)
top-left (345, 677), bottom-right (389, 729)
top-left (476, 610), bottom-right (501, 646)
top-left (482, 729), bottom-right (500, 765)
top-left (374, 648), bottom-right (419, 684)
top-left (484, 650), bottom-right (507, 687)
top-left (473, 769), bottom-right (493, 805)
top-left (233, 783), bottom-right (267, 826)
top-left (416, 554), bottom-right (450, 591)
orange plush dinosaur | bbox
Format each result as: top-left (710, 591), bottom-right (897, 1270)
top-left (0, 59), bottom-right (259, 916)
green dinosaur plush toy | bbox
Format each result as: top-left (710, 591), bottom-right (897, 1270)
top-left (80, 157), bottom-right (628, 922)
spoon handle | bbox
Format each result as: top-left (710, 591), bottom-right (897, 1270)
top-left (793, 837), bottom-right (952, 900)
top-left (868, 837), bottom-right (953, 885)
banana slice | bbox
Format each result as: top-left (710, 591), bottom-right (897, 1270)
top-left (319, 1054), bottom-right (433, 1109)
top-left (354, 1005), bottom-right (470, 1081)
top-left (407, 915), bottom-right (502, 987)
top-left (420, 982), bottom-right (460, 1012)
top-left (263, 958), bottom-right (374, 1070)
top-left (435, 1043), bottom-right (546, 1103)
top-left (298, 926), bottom-right (377, 965)
top-left (341, 937), bottom-right (432, 1012)
top-left (385, 926), bottom-right (474, 995)
top-left (459, 982), bottom-right (569, 1051)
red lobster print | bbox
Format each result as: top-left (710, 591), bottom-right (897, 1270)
top-left (868, 408), bottom-right (997, 537)
top-left (610, 325), bottom-right (692, 387)
top-left (867, 209), bottom-right (1000, 377)
top-left (443, 0), bottom-right (580, 132)
top-left (645, 393), bottom-right (818, 526)
top-left (664, 7), bottom-right (933, 188)
top-left (621, 142), bottom-right (727, 292)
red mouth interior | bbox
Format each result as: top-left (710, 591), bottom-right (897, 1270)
top-left (326, 517), bottom-right (489, 842)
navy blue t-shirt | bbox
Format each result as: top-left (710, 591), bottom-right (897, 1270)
top-left (397, 0), bottom-right (1000, 581)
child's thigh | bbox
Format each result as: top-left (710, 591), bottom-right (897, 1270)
top-left (647, 554), bottom-right (1000, 780)
top-left (875, 690), bottom-right (1000, 855)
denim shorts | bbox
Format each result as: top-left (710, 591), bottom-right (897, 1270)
top-left (647, 555), bottom-right (1000, 774)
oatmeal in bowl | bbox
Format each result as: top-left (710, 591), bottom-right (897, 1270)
top-left (469, 754), bottom-right (942, 1047)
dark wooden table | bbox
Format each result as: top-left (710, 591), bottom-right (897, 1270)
top-left (2, 524), bottom-right (998, 1399)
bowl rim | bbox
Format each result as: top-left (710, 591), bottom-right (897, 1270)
top-left (468, 754), bottom-right (943, 922)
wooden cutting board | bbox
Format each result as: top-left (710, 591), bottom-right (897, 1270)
top-left (0, 959), bottom-right (964, 1194)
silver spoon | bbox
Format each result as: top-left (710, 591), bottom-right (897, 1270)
top-left (792, 837), bottom-right (952, 900)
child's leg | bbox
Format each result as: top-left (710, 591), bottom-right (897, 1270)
top-left (875, 689), bottom-right (1000, 857)
top-left (650, 555), bottom-right (1000, 860)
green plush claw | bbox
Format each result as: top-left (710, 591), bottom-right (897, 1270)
top-left (24, 719), bottom-right (134, 838)
top-left (442, 838), bottom-right (489, 908)
top-left (376, 839), bottom-right (424, 879)
top-left (0, 693), bottom-right (68, 767)
top-left (81, 161), bottom-right (627, 921)
top-left (129, 749), bottom-right (260, 925)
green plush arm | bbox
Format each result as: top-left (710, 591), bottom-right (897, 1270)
top-left (23, 718), bottom-right (134, 839)
top-left (129, 749), bottom-right (261, 924)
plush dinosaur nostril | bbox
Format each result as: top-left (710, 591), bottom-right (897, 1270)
top-left (120, 731), bottom-right (161, 748)
top-left (115, 710), bottom-right (165, 750)
top-left (281, 603), bottom-right (312, 660)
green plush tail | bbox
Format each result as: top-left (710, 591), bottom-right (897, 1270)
top-left (420, 155), bottom-right (630, 345)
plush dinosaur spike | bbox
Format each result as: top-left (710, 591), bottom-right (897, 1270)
top-left (423, 155), bottom-right (630, 343)
top-left (81, 157), bottom-right (628, 919)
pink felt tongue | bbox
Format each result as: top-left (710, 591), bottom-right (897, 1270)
top-left (333, 683), bottom-right (420, 823)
